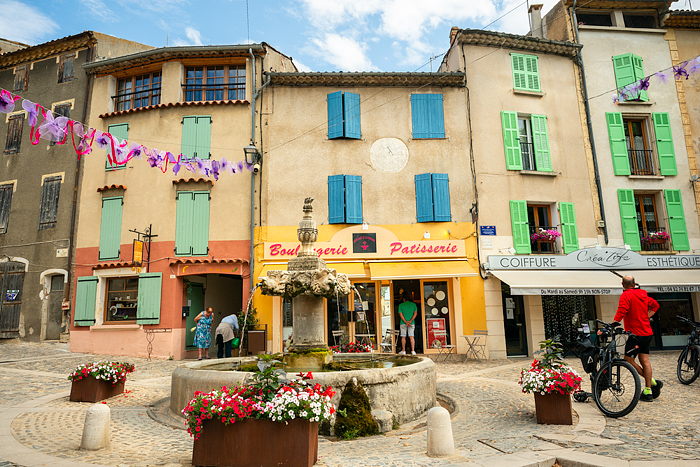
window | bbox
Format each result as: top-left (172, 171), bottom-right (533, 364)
top-left (4, 113), bottom-right (24, 154)
top-left (511, 53), bottom-right (541, 92)
top-left (115, 73), bottom-right (161, 111)
top-left (50, 275), bottom-right (64, 291)
top-left (13, 65), bottom-right (28, 92)
top-left (501, 112), bottom-right (551, 171)
top-left (415, 173), bottom-right (451, 222)
top-left (612, 53), bottom-right (647, 102)
top-left (184, 66), bottom-right (246, 102)
top-left (99, 196), bottom-right (123, 260)
top-left (50, 103), bottom-right (71, 146)
top-left (181, 116), bottom-right (211, 160)
top-left (58, 54), bottom-right (74, 83)
top-left (577, 12), bottom-right (613, 26)
top-left (328, 175), bottom-right (363, 224)
top-left (0, 184), bottom-right (13, 234)
top-left (38, 176), bottom-right (61, 230)
top-left (510, 200), bottom-right (579, 254)
top-left (175, 191), bottom-right (210, 256)
top-left (105, 277), bottom-right (139, 322)
top-left (618, 189), bottom-right (688, 251)
top-left (411, 94), bottom-right (445, 139)
top-left (623, 14), bottom-right (657, 29)
top-left (327, 91), bottom-right (361, 139)
top-left (105, 123), bottom-right (129, 171)
top-left (528, 204), bottom-right (554, 253)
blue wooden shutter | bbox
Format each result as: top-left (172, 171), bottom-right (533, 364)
top-left (427, 94), bottom-right (445, 138)
top-left (618, 189), bottom-right (641, 251)
top-left (175, 191), bottom-right (194, 255)
top-left (98, 196), bottom-right (123, 261)
top-left (181, 116), bottom-right (197, 159)
top-left (344, 175), bottom-right (363, 224)
top-left (327, 91), bottom-right (344, 139)
top-left (343, 92), bottom-right (361, 139)
top-left (558, 202), bottom-right (579, 254)
top-left (664, 189), bottom-right (689, 251)
top-left (74, 276), bottom-right (98, 326)
top-left (106, 123), bottom-right (129, 171)
top-left (652, 112), bottom-right (677, 176)
top-left (431, 173), bottom-right (451, 221)
top-left (137, 273), bottom-right (162, 325)
top-left (328, 175), bottom-right (345, 224)
top-left (531, 114), bottom-right (552, 172)
top-left (501, 111), bottom-right (523, 170)
top-left (415, 173), bottom-right (434, 223)
top-left (195, 116), bottom-right (211, 159)
top-left (631, 54), bottom-right (649, 101)
top-left (191, 191), bottom-right (210, 255)
top-left (606, 112), bottom-right (631, 175)
top-left (411, 94), bottom-right (430, 139)
top-left (510, 200), bottom-right (531, 254)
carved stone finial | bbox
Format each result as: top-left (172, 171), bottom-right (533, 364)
top-left (303, 197), bottom-right (314, 213)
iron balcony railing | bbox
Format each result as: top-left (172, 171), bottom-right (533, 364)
top-left (640, 226), bottom-right (670, 252)
top-left (529, 225), bottom-right (559, 253)
top-left (520, 141), bottom-right (535, 170)
top-left (628, 149), bottom-right (655, 176)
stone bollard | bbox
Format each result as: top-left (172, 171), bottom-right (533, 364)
top-left (426, 406), bottom-right (455, 457)
top-left (80, 403), bottom-right (110, 450)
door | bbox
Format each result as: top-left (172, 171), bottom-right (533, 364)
top-left (503, 291), bottom-right (527, 356)
top-left (185, 282), bottom-right (204, 349)
top-left (353, 282), bottom-right (377, 348)
top-left (0, 261), bottom-right (25, 338)
top-left (46, 275), bottom-right (64, 340)
top-left (393, 280), bottom-right (422, 353)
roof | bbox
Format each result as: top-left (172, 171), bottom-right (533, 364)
top-left (561, 0), bottom-right (677, 9)
top-left (99, 99), bottom-right (248, 119)
top-left (662, 10), bottom-right (700, 28)
top-left (0, 32), bottom-right (96, 69)
top-left (454, 28), bottom-right (581, 58)
top-left (265, 72), bottom-right (465, 87)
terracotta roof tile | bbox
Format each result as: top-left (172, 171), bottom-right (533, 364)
top-left (97, 184), bottom-right (127, 192)
top-left (173, 177), bottom-right (214, 185)
top-left (455, 29), bottom-right (580, 57)
top-left (266, 72), bottom-right (464, 87)
top-left (99, 100), bottom-right (248, 118)
top-left (169, 258), bottom-right (248, 266)
top-left (94, 261), bottom-right (134, 270)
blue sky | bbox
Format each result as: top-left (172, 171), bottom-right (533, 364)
top-left (4, 0), bottom-right (699, 72)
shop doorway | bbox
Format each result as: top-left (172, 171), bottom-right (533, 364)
top-left (185, 282), bottom-right (204, 350)
top-left (393, 280), bottom-right (423, 353)
top-left (502, 291), bottom-right (527, 356)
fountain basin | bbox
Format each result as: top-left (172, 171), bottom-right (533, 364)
top-left (170, 354), bottom-right (436, 425)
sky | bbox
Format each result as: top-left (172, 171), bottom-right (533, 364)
top-left (3, 0), bottom-right (699, 72)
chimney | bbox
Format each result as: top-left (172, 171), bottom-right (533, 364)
top-left (449, 27), bottom-right (460, 45)
top-left (529, 4), bottom-right (545, 39)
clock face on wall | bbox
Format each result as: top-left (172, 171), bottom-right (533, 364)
top-left (370, 138), bottom-right (409, 173)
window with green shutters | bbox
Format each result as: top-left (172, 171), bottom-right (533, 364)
top-left (137, 273), bottom-right (162, 325)
top-left (99, 196), bottom-right (123, 261)
top-left (501, 112), bottom-right (551, 171)
top-left (411, 94), bottom-right (445, 139)
top-left (327, 175), bottom-right (363, 224)
top-left (653, 113), bottom-right (677, 176)
top-left (181, 116), bottom-right (212, 160)
top-left (606, 112), bottom-right (631, 175)
top-left (105, 123), bottom-right (129, 171)
top-left (511, 53), bottom-right (541, 92)
top-left (74, 276), bottom-right (98, 327)
top-left (175, 191), bottom-right (210, 256)
top-left (558, 202), bottom-right (579, 253)
top-left (617, 189), bottom-right (641, 251)
top-left (510, 200), bottom-right (531, 254)
top-left (612, 53), bottom-right (648, 102)
top-left (664, 189), bottom-right (689, 251)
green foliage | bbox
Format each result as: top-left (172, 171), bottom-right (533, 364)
top-left (535, 338), bottom-right (566, 369)
top-left (245, 358), bottom-right (289, 396)
top-left (393, 418), bottom-right (399, 430)
top-left (236, 307), bottom-right (260, 349)
top-left (333, 380), bottom-right (379, 439)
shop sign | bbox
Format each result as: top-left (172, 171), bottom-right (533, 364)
top-left (353, 233), bottom-right (376, 253)
top-left (488, 247), bottom-right (700, 270)
top-left (480, 226), bottom-right (497, 236)
top-left (264, 240), bottom-right (466, 260)
top-left (177, 263), bottom-right (242, 276)
top-left (132, 240), bottom-right (144, 267)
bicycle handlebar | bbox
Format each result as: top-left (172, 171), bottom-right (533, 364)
top-left (595, 319), bottom-right (628, 335)
top-left (677, 315), bottom-right (700, 328)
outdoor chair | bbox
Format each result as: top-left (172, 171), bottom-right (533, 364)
top-left (380, 329), bottom-right (400, 354)
top-left (462, 330), bottom-right (488, 360)
top-left (431, 329), bottom-right (456, 362)
top-left (331, 330), bottom-right (346, 346)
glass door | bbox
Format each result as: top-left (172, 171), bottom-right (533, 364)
top-left (503, 291), bottom-right (527, 356)
top-left (353, 282), bottom-right (378, 349)
top-left (422, 280), bottom-right (451, 354)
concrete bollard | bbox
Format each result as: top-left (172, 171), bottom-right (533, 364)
top-left (80, 403), bottom-right (110, 450)
top-left (426, 406), bottom-right (455, 457)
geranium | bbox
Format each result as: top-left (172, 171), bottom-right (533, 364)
top-left (519, 339), bottom-right (582, 395)
top-left (68, 361), bottom-right (135, 386)
top-left (329, 342), bottom-right (373, 354)
top-left (641, 231), bottom-right (670, 244)
top-left (530, 229), bottom-right (562, 242)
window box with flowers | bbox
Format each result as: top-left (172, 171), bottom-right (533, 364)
top-left (641, 231), bottom-right (670, 246)
top-left (519, 339), bottom-right (582, 425)
top-left (530, 229), bottom-right (562, 243)
top-left (185, 359), bottom-right (336, 467)
top-left (68, 361), bottom-right (135, 402)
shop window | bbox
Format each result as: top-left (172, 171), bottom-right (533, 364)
top-left (105, 277), bottom-right (139, 322)
top-left (4, 113), bottom-right (24, 154)
top-left (415, 173), bottom-right (451, 222)
top-left (612, 53), bottom-right (648, 102)
top-left (354, 282), bottom-right (377, 349)
top-left (181, 116), bottom-right (211, 160)
top-left (411, 94), bottom-right (445, 139)
top-left (115, 72), bottom-right (161, 111)
top-left (0, 184), bottom-right (13, 234)
top-left (577, 12), bottom-right (613, 26)
top-left (510, 53), bottom-right (541, 92)
top-left (423, 281), bottom-right (451, 349)
top-left (543, 295), bottom-right (597, 345)
top-left (501, 112), bottom-right (551, 171)
top-left (327, 91), bottom-right (361, 139)
top-left (328, 175), bottom-right (363, 224)
top-left (175, 191), bottom-right (210, 256)
top-left (105, 123), bottom-right (129, 171)
top-left (38, 176), bottom-right (61, 230)
top-left (13, 65), bottom-right (28, 92)
top-left (184, 66), bottom-right (245, 102)
top-left (99, 196), bottom-right (123, 261)
top-left (649, 292), bottom-right (694, 348)
top-left (58, 53), bottom-right (74, 83)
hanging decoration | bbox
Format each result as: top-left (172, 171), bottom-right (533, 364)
top-left (0, 88), bottom-right (254, 180)
top-left (613, 55), bottom-right (700, 104)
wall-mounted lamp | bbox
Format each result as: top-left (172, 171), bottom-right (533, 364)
top-left (362, 222), bottom-right (369, 230)
top-left (691, 174), bottom-right (699, 185)
top-left (423, 230), bottom-right (431, 239)
top-left (243, 144), bottom-right (262, 171)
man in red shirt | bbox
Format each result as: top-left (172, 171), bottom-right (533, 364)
top-left (613, 275), bottom-right (662, 402)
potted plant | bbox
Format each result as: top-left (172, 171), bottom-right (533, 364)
top-left (641, 231), bottom-right (671, 246)
top-left (519, 339), bottom-right (582, 425)
top-left (184, 358), bottom-right (336, 467)
top-left (68, 361), bottom-right (135, 402)
top-left (530, 228), bottom-right (563, 243)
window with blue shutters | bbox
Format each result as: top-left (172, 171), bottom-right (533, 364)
top-left (327, 91), bottom-right (361, 139)
top-left (327, 175), bottom-right (363, 224)
top-left (414, 173), bottom-right (451, 222)
top-left (411, 94), bottom-right (445, 139)
top-left (175, 191), bottom-right (210, 255)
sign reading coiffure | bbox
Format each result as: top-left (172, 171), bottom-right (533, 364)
top-left (264, 238), bottom-right (466, 260)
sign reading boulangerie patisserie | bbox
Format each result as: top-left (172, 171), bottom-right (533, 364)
top-left (263, 239), bottom-right (466, 260)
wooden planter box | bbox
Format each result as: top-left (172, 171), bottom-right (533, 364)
top-left (533, 392), bottom-right (573, 425)
top-left (69, 376), bottom-right (125, 403)
top-left (192, 418), bottom-right (318, 467)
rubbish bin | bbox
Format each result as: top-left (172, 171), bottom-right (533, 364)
top-left (247, 325), bottom-right (267, 355)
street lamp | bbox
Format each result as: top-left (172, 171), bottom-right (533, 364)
top-left (243, 144), bottom-right (261, 174)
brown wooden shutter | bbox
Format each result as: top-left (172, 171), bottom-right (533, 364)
top-left (3, 114), bottom-right (24, 154)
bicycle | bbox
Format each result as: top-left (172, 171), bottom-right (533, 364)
top-left (573, 319), bottom-right (642, 418)
top-left (676, 315), bottom-right (700, 385)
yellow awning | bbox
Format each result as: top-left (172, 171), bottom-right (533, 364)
top-left (369, 260), bottom-right (477, 280)
top-left (257, 262), bottom-right (367, 279)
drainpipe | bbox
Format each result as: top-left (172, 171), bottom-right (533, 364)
top-left (572, 0), bottom-right (609, 245)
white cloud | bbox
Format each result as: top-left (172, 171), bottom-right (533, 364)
top-left (172, 27), bottom-right (204, 46)
top-left (309, 34), bottom-right (375, 71)
top-left (0, 0), bottom-right (59, 45)
top-left (79, 0), bottom-right (115, 21)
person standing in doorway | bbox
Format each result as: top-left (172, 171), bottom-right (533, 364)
top-left (193, 307), bottom-right (214, 360)
top-left (398, 292), bottom-right (417, 355)
top-left (613, 275), bottom-right (662, 402)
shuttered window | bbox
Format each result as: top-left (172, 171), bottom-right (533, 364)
top-left (414, 173), bottom-right (451, 223)
top-left (175, 191), bottom-right (210, 256)
top-left (58, 54), bottom-right (74, 83)
top-left (327, 175), bottom-right (363, 224)
top-left (13, 65), bottom-right (28, 92)
top-left (501, 111), bottom-right (523, 170)
top-left (4, 113), bottom-right (24, 154)
top-left (664, 189), bottom-right (689, 251)
top-left (502, 112), bottom-right (551, 171)
top-left (558, 202), bottom-right (579, 254)
top-left (105, 123), bottom-right (129, 171)
top-left (411, 94), bottom-right (445, 139)
top-left (606, 112), bottom-right (631, 175)
top-left (73, 276), bottom-right (98, 327)
top-left (652, 113), bottom-right (677, 176)
top-left (181, 116), bottom-right (212, 160)
top-left (0, 184), bottom-right (13, 234)
top-left (137, 273), bottom-right (162, 325)
top-left (99, 196), bottom-right (123, 261)
top-left (618, 189), bottom-right (641, 251)
top-left (49, 104), bottom-right (71, 146)
top-left (38, 176), bottom-right (61, 230)
top-left (510, 200), bottom-right (531, 254)
top-left (511, 53), bottom-right (541, 92)
top-left (612, 53), bottom-right (648, 102)
top-left (327, 91), bottom-right (361, 139)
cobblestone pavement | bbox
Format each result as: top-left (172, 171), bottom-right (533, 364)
top-left (0, 341), bottom-right (699, 466)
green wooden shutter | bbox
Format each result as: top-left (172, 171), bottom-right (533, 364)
top-left (618, 189), bottom-right (641, 251)
top-left (510, 200), bottom-right (531, 254)
top-left (175, 191), bottom-right (194, 255)
top-left (105, 123), bottom-right (129, 171)
top-left (501, 111), bottom-right (523, 170)
top-left (343, 92), bottom-right (361, 139)
top-left (531, 114), bottom-right (552, 172)
top-left (191, 191), bottom-right (210, 255)
top-left (664, 189), bottom-right (689, 251)
top-left (512, 54), bottom-right (540, 91)
top-left (415, 173), bottom-right (434, 223)
top-left (432, 173), bottom-right (451, 222)
top-left (327, 91), bottom-right (344, 139)
top-left (195, 116), bottom-right (211, 160)
top-left (606, 112), bottom-right (631, 175)
top-left (74, 276), bottom-right (98, 326)
top-left (612, 53), bottom-right (636, 101)
top-left (344, 175), bottom-right (363, 224)
top-left (631, 54), bottom-right (648, 101)
top-left (98, 196), bottom-right (123, 260)
top-left (411, 94), bottom-right (430, 139)
top-left (652, 112), bottom-right (677, 176)
top-left (558, 202), bottom-right (579, 254)
top-left (328, 175), bottom-right (345, 224)
top-left (137, 273), bottom-right (162, 325)
top-left (524, 55), bottom-right (541, 92)
top-left (181, 116), bottom-right (197, 159)
top-left (511, 54), bottom-right (527, 90)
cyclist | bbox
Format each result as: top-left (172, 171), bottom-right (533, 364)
top-left (613, 275), bottom-right (661, 402)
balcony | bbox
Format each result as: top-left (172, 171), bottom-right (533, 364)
top-left (520, 142), bottom-right (535, 171)
top-left (529, 225), bottom-right (560, 254)
top-left (640, 226), bottom-right (670, 252)
top-left (628, 149), bottom-right (655, 176)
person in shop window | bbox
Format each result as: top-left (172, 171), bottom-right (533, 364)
top-left (398, 292), bottom-right (417, 355)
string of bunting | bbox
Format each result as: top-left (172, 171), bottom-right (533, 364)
top-left (613, 54), bottom-right (700, 103)
top-left (0, 88), bottom-right (254, 180)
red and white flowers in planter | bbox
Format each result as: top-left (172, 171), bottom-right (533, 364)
top-left (68, 361), bottom-right (135, 386)
top-left (519, 339), bottom-right (582, 395)
top-left (329, 342), bottom-right (373, 354)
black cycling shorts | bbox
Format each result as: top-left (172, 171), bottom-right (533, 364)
top-left (625, 334), bottom-right (653, 357)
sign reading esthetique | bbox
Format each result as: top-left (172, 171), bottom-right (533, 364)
top-left (264, 240), bottom-right (466, 260)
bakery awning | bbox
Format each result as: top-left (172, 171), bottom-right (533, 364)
top-left (490, 270), bottom-right (623, 295)
top-left (257, 262), bottom-right (367, 279)
top-left (369, 260), bottom-right (477, 280)
top-left (612, 270), bottom-right (700, 293)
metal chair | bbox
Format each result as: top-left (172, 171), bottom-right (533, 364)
top-left (462, 330), bottom-right (488, 360)
top-left (331, 330), bottom-right (346, 346)
top-left (380, 329), bottom-right (400, 353)
top-left (431, 329), bottom-right (456, 361)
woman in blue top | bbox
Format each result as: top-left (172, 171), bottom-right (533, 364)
top-left (194, 307), bottom-right (214, 360)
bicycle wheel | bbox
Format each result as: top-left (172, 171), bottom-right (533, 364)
top-left (593, 360), bottom-right (641, 418)
top-left (677, 344), bottom-right (700, 385)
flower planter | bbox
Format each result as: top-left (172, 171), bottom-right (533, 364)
top-left (192, 418), bottom-right (318, 467)
top-left (69, 376), bottom-right (125, 402)
top-left (533, 392), bottom-right (573, 425)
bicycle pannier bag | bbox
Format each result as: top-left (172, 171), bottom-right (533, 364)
top-left (579, 335), bottom-right (597, 374)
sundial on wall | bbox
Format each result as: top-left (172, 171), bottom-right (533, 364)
top-left (370, 138), bottom-right (409, 173)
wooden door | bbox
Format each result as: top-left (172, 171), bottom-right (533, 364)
top-left (0, 262), bottom-right (25, 338)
